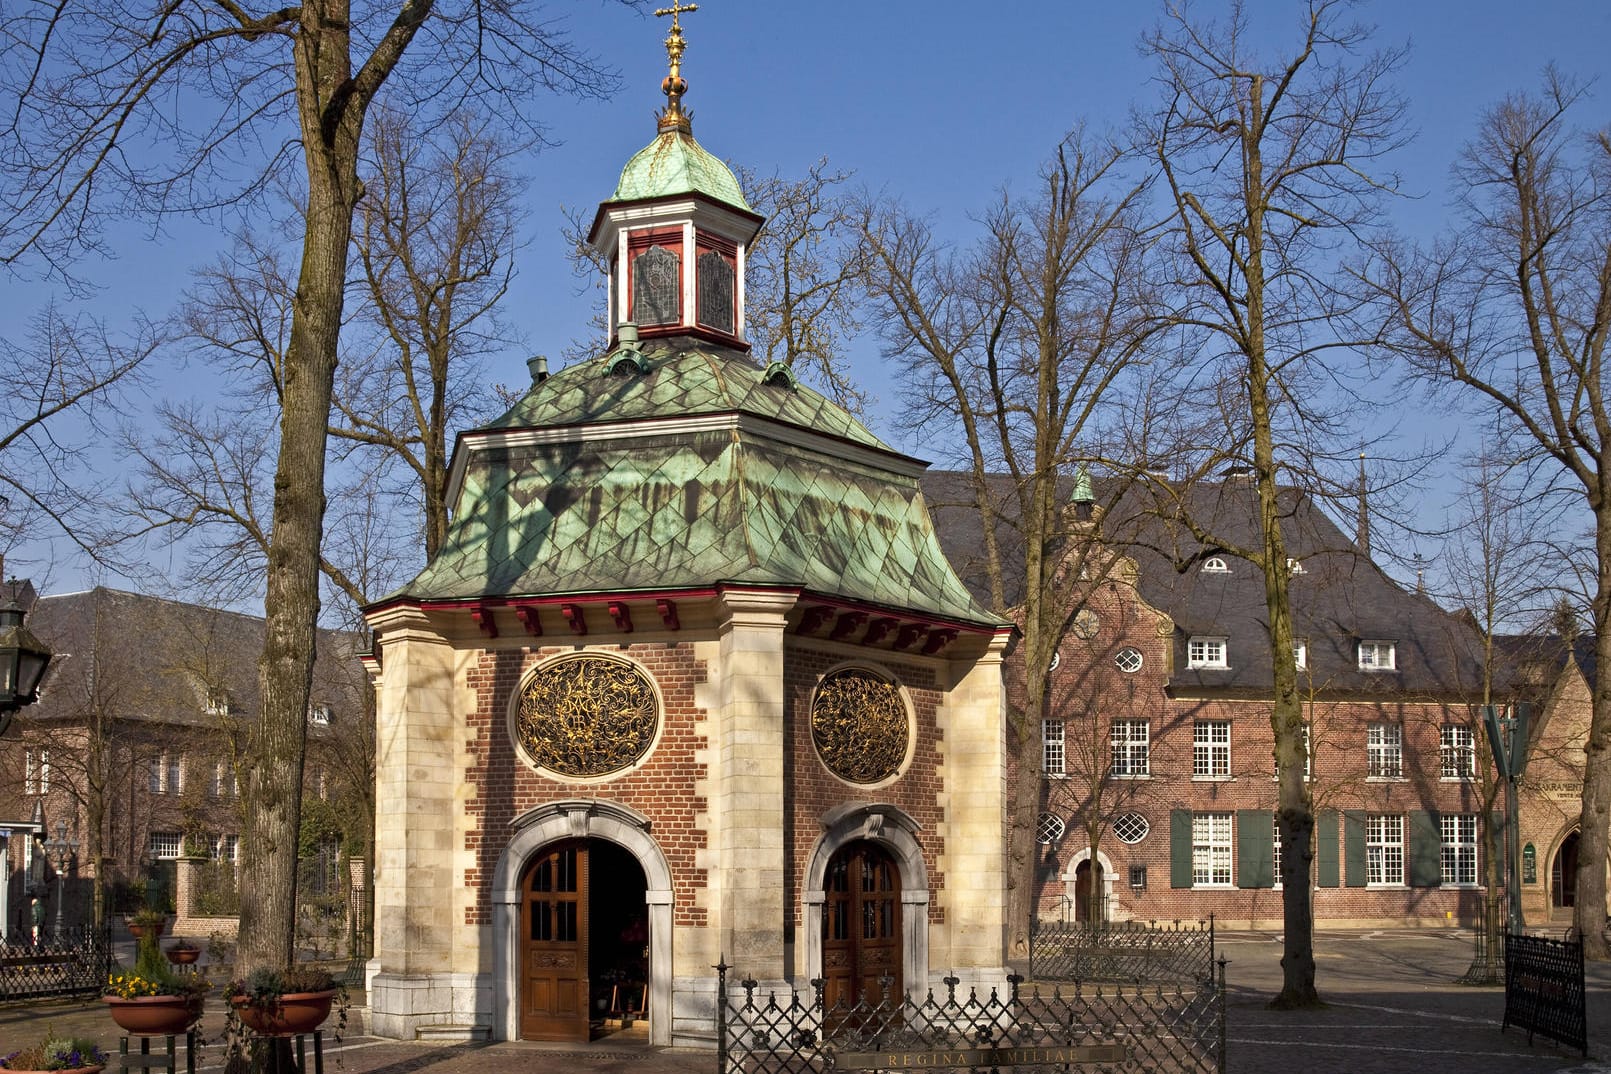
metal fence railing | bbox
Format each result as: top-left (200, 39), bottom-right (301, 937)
top-left (0, 925), bottom-right (113, 1000)
top-left (1029, 917), bottom-right (1215, 984)
top-left (1502, 931), bottom-right (1585, 1055)
top-left (718, 960), bottom-right (1227, 1074)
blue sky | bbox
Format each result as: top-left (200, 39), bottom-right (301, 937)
top-left (5, 0), bottom-right (1610, 596)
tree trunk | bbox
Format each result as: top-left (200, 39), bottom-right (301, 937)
top-left (1575, 509), bottom-right (1611, 958)
top-left (237, 0), bottom-right (362, 979)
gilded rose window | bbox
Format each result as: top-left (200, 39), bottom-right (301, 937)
top-left (811, 668), bottom-right (910, 785)
top-left (516, 655), bottom-right (659, 778)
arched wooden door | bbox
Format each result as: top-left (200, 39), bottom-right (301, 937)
top-left (822, 841), bottom-right (902, 1011)
top-left (520, 840), bottom-right (589, 1041)
top-left (1074, 860), bottom-right (1104, 925)
top-left (1552, 830), bottom-right (1579, 909)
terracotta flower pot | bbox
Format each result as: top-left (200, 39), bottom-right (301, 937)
top-left (1, 1066), bottom-right (104, 1074)
top-left (102, 994), bottom-right (203, 1035)
top-left (230, 989), bottom-right (338, 1036)
top-left (165, 945), bottom-right (201, 965)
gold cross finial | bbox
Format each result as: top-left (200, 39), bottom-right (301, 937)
top-left (654, 2), bottom-right (698, 134)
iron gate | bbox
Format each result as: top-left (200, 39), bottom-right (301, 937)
top-left (717, 961), bottom-right (1227, 1074)
top-left (0, 925), bottom-right (112, 999)
top-left (1029, 919), bottom-right (1214, 984)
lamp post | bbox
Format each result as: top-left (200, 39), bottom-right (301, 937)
top-left (43, 820), bottom-right (77, 941)
top-left (0, 585), bottom-right (55, 737)
top-left (1481, 703), bottom-right (1532, 935)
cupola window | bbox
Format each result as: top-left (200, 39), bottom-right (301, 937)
top-left (697, 242), bottom-right (736, 334)
top-left (630, 238), bottom-right (682, 326)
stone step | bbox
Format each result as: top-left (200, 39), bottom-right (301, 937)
top-left (416, 1023), bottom-right (492, 1043)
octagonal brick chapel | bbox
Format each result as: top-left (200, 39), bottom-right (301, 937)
top-left (361, 18), bottom-right (1013, 1046)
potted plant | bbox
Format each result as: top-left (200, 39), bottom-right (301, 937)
top-left (165, 939), bottom-right (201, 965)
top-left (1, 1034), bottom-right (108, 1073)
top-left (102, 925), bottom-right (208, 1035)
top-left (225, 965), bottom-right (344, 1037)
top-left (125, 907), bottom-right (169, 940)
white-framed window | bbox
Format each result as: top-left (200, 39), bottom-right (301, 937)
top-left (149, 752), bottom-right (183, 794)
top-left (1109, 719), bottom-right (1151, 777)
top-left (1367, 724), bottom-right (1403, 778)
top-left (203, 690), bottom-right (230, 717)
top-left (211, 761), bottom-right (238, 798)
top-left (309, 764), bottom-right (328, 800)
top-left (1441, 725), bottom-right (1476, 779)
top-left (1441, 814), bottom-right (1478, 886)
top-left (1192, 812), bottom-right (1234, 886)
top-left (1366, 814), bottom-right (1405, 886)
top-left (1114, 647), bottom-right (1144, 674)
top-left (1042, 719), bottom-right (1066, 777)
top-left (24, 749), bottom-right (49, 796)
top-left (308, 703), bottom-right (332, 726)
top-left (1358, 640), bottom-right (1396, 670)
top-left (1036, 813), bottom-right (1065, 845)
top-left (213, 833), bottom-right (239, 863)
top-left (1188, 636), bottom-right (1228, 669)
top-left (1286, 557), bottom-right (1306, 574)
top-left (1193, 720), bottom-right (1231, 779)
top-left (149, 831), bottom-right (182, 860)
top-left (1293, 641), bottom-right (1308, 671)
top-left (1202, 557), bottom-right (1230, 573)
top-left (1113, 812), bottom-right (1150, 844)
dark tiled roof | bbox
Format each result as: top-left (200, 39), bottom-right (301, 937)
top-left (922, 471), bottom-right (1486, 697)
top-left (1493, 632), bottom-right (1599, 695)
top-left (22, 587), bottom-right (360, 729)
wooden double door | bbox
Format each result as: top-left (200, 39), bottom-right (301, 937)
top-left (822, 841), bottom-right (903, 1011)
top-left (520, 840), bottom-right (590, 1041)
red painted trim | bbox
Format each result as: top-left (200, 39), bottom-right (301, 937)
top-left (608, 601), bottom-right (634, 633)
top-left (829, 611), bottom-right (868, 642)
top-left (627, 227), bottom-right (685, 328)
top-left (560, 604), bottom-right (588, 635)
top-left (469, 607), bottom-right (498, 639)
top-left (513, 605), bottom-right (543, 636)
top-left (587, 192), bottom-right (766, 246)
top-left (864, 617), bottom-right (898, 647)
top-left (656, 599), bottom-right (681, 631)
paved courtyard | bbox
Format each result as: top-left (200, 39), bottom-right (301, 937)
top-left (3, 928), bottom-right (1608, 1072)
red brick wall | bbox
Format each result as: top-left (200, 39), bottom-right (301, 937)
top-left (462, 643), bottom-right (711, 927)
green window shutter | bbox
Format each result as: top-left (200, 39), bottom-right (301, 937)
top-left (1170, 809), bottom-right (1194, 888)
top-left (1343, 810), bottom-right (1367, 887)
top-left (1238, 810), bottom-right (1275, 888)
top-left (1409, 810), bottom-right (1442, 887)
top-left (1316, 810), bottom-right (1339, 888)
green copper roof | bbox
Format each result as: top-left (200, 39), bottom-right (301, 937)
top-left (486, 342), bottom-right (891, 452)
top-left (389, 345), bottom-right (1000, 627)
top-left (610, 130), bottom-right (750, 212)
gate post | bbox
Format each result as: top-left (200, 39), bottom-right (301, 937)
top-left (715, 958), bottom-right (728, 1074)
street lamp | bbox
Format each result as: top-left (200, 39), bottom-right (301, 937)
top-left (1481, 703), bottom-right (1533, 935)
top-left (0, 594), bottom-right (54, 737)
top-left (43, 820), bottom-right (78, 941)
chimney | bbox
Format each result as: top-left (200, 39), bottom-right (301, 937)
top-left (526, 355), bottom-right (549, 384)
top-left (617, 322), bottom-right (640, 347)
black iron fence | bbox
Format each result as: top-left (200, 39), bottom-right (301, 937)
top-left (1029, 918), bottom-right (1214, 985)
top-left (718, 962), bottom-right (1227, 1074)
top-left (1502, 931), bottom-right (1585, 1055)
top-left (0, 925), bottom-right (112, 1000)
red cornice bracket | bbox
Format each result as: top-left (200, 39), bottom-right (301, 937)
top-left (894, 623), bottom-right (928, 651)
top-left (470, 607), bottom-right (498, 639)
top-left (830, 611), bottom-right (867, 642)
top-left (608, 601), bottom-right (634, 633)
top-left (561, 604), bottom-right (588, 636)
top-left (864, 617), bottom-right (898, 647)
top-left (799, 606), bottom-right (834, 634)
top-left (922, 628), bottom-right (958, 655)
top-left (513, 606), bottom-right (542, 636)
top-left (657, 599), bottom-right (680, 631)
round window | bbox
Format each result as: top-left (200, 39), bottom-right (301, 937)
top-left (514, 654), bottom-right (660, 778)
top-left (1036, 813), bottom-right (1066, 845)
top-left (1114, 647), bottom-right (1144, 674)
top-left (811, 668), bottom-right (911, 784)
top-left (1112, 812), bottom-right (1150, 844)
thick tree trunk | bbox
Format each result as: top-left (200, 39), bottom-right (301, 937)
top-left (1575, 509), bottom-right (1611, 958)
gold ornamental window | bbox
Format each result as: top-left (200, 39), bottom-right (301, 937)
top-left (515, 654), bottom-right (660, 778)
top-left (810, 668), bottom-right (911, 785)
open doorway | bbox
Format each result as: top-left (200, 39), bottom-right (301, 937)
top-left (518, 838), bottom-right (648, 1042)
top-left (1551, 829), bottom-right (1579, 910)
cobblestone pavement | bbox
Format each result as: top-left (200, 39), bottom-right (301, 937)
top-left (3, 929), bottom-right (1608, 1073)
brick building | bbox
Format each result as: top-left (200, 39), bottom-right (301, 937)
top-left (361, 27), bottom-right (1012, 1047)
top-left (928, 473), bottom-right (1496, 929)
top-left (0, 585), bottom-right (364, 938)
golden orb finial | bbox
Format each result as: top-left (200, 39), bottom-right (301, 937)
top-left (654, 1), bottom-right (698, 134)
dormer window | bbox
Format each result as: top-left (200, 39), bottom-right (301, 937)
top-left (308, 703), bottom-right (332, 727)
top-left (1188, 636), bottom-right (1228, 669)
top-left (1202, 557), bottom-right (1229, 573)
top-left (1286, 557), bottom-right (1306, 574)
top-left (1358, 640), bottom-right (1396, 671)
top-left (203, 690), bottom-right (230, 717)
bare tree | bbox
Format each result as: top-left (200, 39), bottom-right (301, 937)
top-left (1, 0), bottom-right (626, 980)
top-left (1137, 0), bottom-right (1410, 1006)
top-left (1366, 70), bottom-right (1611, 957)
top-left (860, 129), bottom-right (1164, 961)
